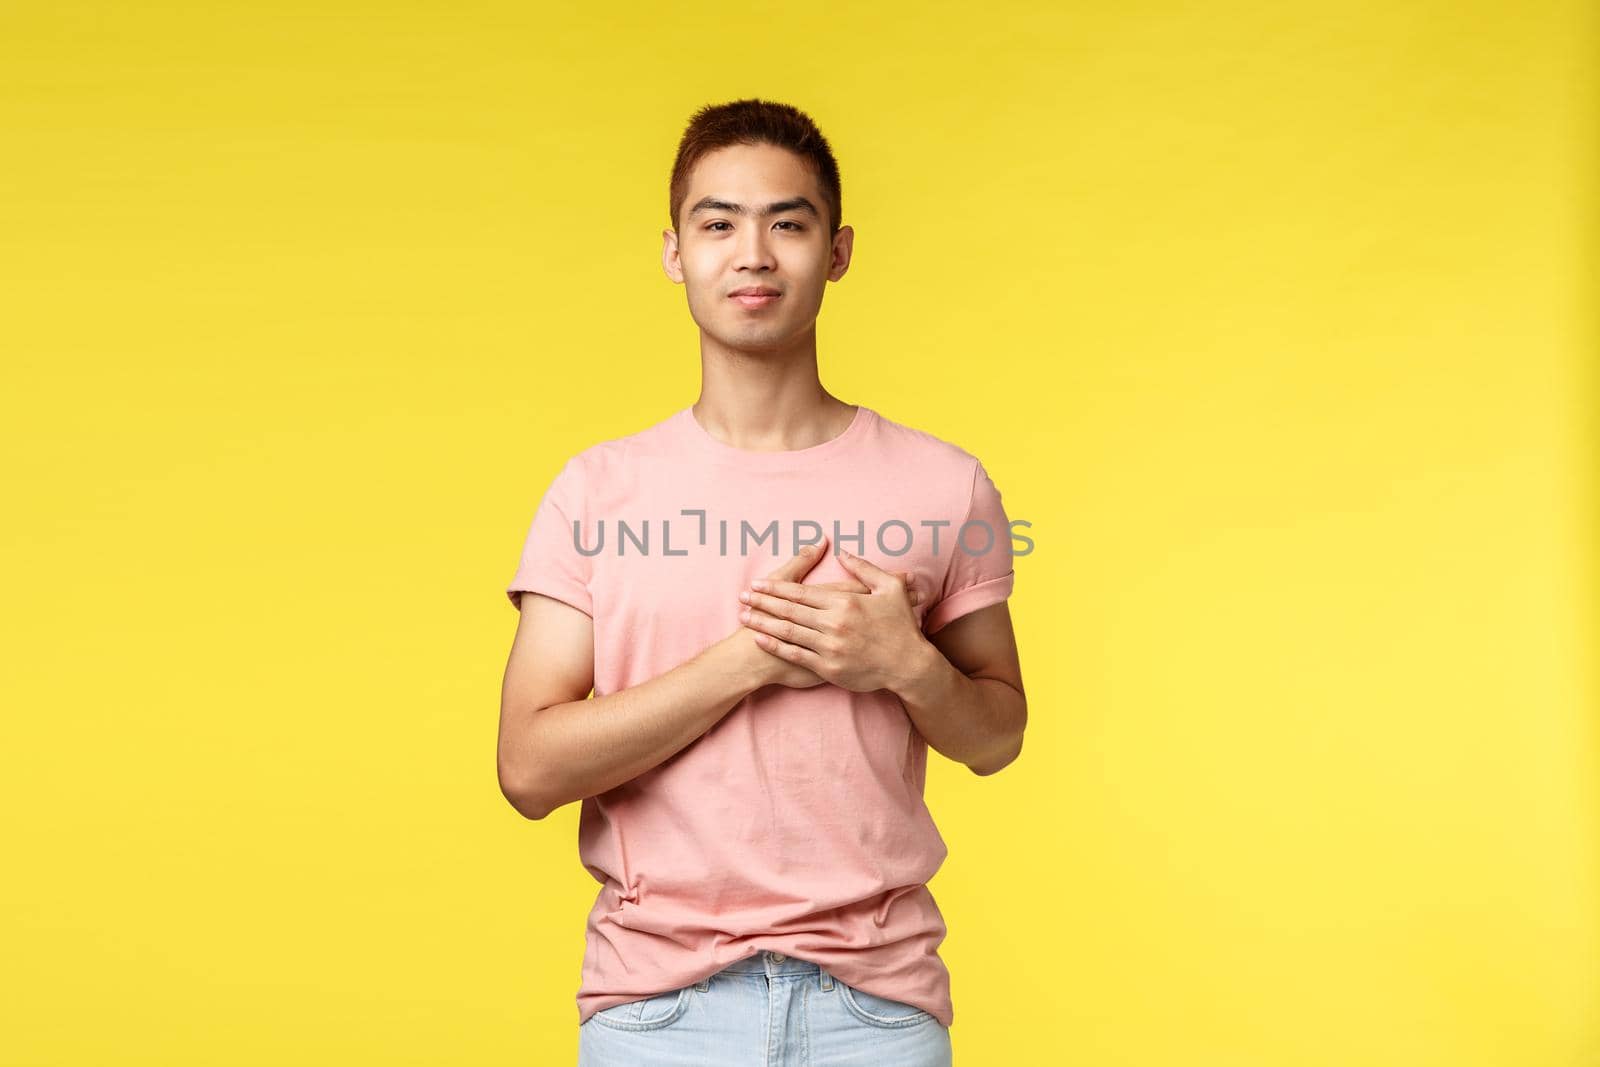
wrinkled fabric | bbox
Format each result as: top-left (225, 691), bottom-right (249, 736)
top-left (506, 404), bottom-right (1016, 1030)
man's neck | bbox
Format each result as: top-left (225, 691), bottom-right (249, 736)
top-left (691, 336), bottom-right (854, 452)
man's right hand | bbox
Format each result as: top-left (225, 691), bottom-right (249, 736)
top-left (732, 535), bottom-right (923, 690)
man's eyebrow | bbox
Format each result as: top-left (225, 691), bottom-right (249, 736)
top-left (687, 196), bottom-right (822, 219)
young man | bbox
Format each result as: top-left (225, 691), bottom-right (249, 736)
top-left (499, 98), bottom-right (1026, 1066)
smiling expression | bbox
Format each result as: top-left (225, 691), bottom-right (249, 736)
top-left (663, 142), bottom-right (854, 353)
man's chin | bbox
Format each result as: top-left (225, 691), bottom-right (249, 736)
top-left (706, 326), bottom-right (792, 355)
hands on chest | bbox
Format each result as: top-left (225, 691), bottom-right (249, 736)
top-left (733, 533), bottom-right (936, 695)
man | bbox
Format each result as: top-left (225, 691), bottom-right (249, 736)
top-left (499, 98), bottom-right (1026, 1066)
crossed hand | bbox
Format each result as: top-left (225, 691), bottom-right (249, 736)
top-left (735, 533), bottom-right (930, 694)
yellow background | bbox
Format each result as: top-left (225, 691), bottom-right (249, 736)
top-left (2, 2), bottom-right (1594, 1064)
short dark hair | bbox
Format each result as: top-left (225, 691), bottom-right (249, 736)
top-left (668, 98), bottom-right (843, 237)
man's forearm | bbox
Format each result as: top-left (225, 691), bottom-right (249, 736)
top-left (515, 633), bottom-right (768, 818)
top-left (891, 641), bottom-right (1027, 775)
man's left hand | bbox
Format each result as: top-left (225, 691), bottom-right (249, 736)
top-left (736, 547), bottom-right (933, 694)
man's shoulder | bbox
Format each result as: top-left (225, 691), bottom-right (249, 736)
top-left (865, 405), bottom-right (986, 474)
top-left (556, 404), bottom-right (990, 482)
top-left (559, 407), bottom-right (686, 473)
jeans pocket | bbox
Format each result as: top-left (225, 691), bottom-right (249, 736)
top-left (837, 982), bottom-right (935, 1028)
top-left (586, 986), bottom-right (691, 1032)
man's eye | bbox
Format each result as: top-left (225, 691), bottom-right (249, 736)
top-left (706, 221), bottom-right (800, 232)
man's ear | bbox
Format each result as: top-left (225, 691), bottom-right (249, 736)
top-left (662, 228), bottom-right (684, 284)
top-left (827, 223), bottom-right (853, 282)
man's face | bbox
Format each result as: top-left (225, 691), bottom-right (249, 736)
top-left (663, 143), bottom-right (852, 353)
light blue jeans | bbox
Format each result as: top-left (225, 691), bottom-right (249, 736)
top-left (576, 950), bottom-right (954, 1066)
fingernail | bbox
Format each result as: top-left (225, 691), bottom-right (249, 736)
top-left (738, 591), bottom-right (749, 603)
top-left (751, 579), bottom-right (768, 590)
top-left (800, 545), bottom-right (815, 555)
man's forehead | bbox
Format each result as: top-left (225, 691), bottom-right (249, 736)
top-left (685, 148), bottom-right (819, 196)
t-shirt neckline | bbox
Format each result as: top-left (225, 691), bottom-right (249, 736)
top-left (675, 402), bottom-right (874, 470)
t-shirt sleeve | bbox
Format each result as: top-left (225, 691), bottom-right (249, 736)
top-left (922, 459), bottom-right (1016, 636)
top-left (505, 455), bottom-right (594, 616)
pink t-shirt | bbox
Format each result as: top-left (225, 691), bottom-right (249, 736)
top-left (505, 403), bottom-right (1016, 1029)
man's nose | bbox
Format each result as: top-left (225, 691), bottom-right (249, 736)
top-left (734, 225), bottom-right (777, 270)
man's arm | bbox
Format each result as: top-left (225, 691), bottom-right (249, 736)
top-left (893, 601), bottom-right (1027, 776)
top-left (735, 546), bottom-right (1026, 776)
top-left (498, 543), bottom-right (920, 820)
top-left (497, 591), bottom-right (775, 820)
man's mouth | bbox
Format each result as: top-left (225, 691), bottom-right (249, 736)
top-left (729, 288), bottom-right (781, 309)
